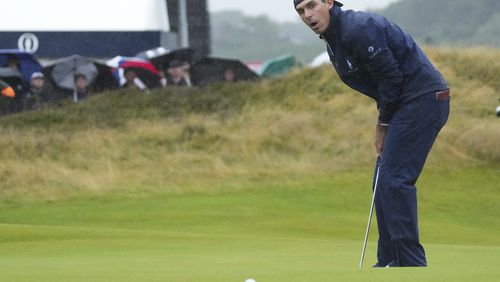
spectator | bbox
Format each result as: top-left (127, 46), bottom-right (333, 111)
top-left (224, 68), bottom-right (237, 83)
top-left (6, 55), bottom-right (20, 71)
top-left (1, 57), bottom-right (29, 113)
top-left (0, 79), bottom-right (15, 115)
top-left (122, 68), bottom-right (147, 91)
top-left (166, 60), bottom-right (192, 87)
top-left (74, 74), bottom-right (91, 101)
top-left (23, 72), bottom-right (58, 111)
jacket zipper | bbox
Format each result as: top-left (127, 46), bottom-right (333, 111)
top-left (323, 38), bottom-right (338, 69)
top-left (323, 38), bottom-right (334, 58)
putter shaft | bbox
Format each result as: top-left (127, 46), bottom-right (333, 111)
top-left (359, 162), bottom-right (381, 269)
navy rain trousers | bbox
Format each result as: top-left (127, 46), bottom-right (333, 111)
top-left (374, 90), bottom-right (450, 267)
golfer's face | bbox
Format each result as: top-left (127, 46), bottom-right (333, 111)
top-left (295, 0), bottom-right (334, 34)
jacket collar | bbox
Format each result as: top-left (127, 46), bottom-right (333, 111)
top-left (320, 5), bottom-right (342, 41)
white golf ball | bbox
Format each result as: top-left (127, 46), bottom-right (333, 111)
top-left (245, 279), bottom-right (256, 282)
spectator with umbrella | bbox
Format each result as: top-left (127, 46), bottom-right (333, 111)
top-left (74, 74), bottom-right (91, 101)
top-left (0, 50), bottom-right (43, 112)
top-left (190, 57), bottom-right (259, 87)
top-left (44, 55), bottom-right (116, 102)
top-left (107, 56), bottom-right (161, 90)
top-left (0, 79), bottom-right (16, 115)
top-left (0, 66), bottom-right (28, 113)
top-left (136, 47), bottom-right (194, 71)
top-left (166, 60), bottom-right (192, 87)
top-left (123, 68), bottom-right (147, 90)
top-left (0, 49), bottom-right (43, 83)
top-left (136, 47), bottom-right (194, 88)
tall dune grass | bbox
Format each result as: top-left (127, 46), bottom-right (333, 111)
top-left (0, 48), bottom-right (498, 201)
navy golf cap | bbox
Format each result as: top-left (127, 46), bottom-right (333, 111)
top-left (294, 0), bottom-right (343, 8)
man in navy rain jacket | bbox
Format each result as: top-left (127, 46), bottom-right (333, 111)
top-left (294, 0), bottom-right (450, 267)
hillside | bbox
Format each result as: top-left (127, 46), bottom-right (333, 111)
top-left (378, 0), bottom-right (500, 47)
top-left (0, 48), bottom-right (498, 201)
top-left (210, 10), bottom-right (323, 63)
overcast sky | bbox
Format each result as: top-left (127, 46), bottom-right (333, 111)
top-left (208, 0), bottom-right (401, 22)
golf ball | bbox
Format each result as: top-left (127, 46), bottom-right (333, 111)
top-left (245, 279), bottom-right (256, 282)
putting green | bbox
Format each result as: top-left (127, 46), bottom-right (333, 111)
top-left (0, 168), bottom-right (499, 281)
top-left (0, 226), bottom-right (499, 282)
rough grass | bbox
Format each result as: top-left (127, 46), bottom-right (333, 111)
top-left (0, 49), bottom-right (499, 201)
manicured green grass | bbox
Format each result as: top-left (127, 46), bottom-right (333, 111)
top-left (1, 167), bottom-right (499, 281)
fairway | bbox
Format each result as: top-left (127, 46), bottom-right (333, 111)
top-left (1, 168), bottom-right (499, 282)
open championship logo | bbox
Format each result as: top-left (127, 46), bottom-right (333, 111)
top-left (18, 33), bottom-right (40, 54)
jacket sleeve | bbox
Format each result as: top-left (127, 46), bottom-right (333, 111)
top-left (345, 19), bottom-right (404, 124)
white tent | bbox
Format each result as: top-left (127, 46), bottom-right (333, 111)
top-left (1, 0), bottom-right (170, 32)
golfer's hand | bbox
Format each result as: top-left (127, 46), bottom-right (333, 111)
top-left (375, 124), bottom-right (388, 157)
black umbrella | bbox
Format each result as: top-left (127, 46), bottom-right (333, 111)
top-left (190, 57), bottom-right (259, 86)
top-left (137, 47), bottom-right (195, 70)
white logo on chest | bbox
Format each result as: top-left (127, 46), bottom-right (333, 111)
top-left (347, 59), bottom-right (353, 70)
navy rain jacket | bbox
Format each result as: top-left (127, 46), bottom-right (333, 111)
top-left (321, 5), bottom-right (448, 124)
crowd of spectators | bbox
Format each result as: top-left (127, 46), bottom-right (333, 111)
top-left (0, 50), bottom-right (246, 116)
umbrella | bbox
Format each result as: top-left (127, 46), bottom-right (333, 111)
top-left (43, 55), bottom-right (117, 101)
top-left (0, 49), bottom-right (42, 82)
top-left (49, 55), bottom-right (98, 90)
top-left (107, 56), bottom-right (160, 89)
top-left (259, 55), bottom-right (296, 78)
top-left (136, 47), bottom-right (195, 70)
top-left (44, 55), bottom-right (116, 91)
top-left (190, 57), bottom-right (259, 87)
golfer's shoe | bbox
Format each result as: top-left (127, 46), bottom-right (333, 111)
top-left (372, 261), bottom-right (400, 268)
top-left (385, 261), bottom-right (400, 267)
top-left (372, 262), bottom-right (385, 268)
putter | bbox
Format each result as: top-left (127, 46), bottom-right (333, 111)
top-left (359, 159), bottom-right (381, 269)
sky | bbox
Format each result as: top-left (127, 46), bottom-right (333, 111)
top-left (208, 0), bottom-right (401, 22)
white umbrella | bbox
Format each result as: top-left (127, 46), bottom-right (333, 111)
top-left (50, 55), bottom-right (98, 102)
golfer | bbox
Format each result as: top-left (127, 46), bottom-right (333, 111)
top-left (294, 0), bottom-right (450, 267)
